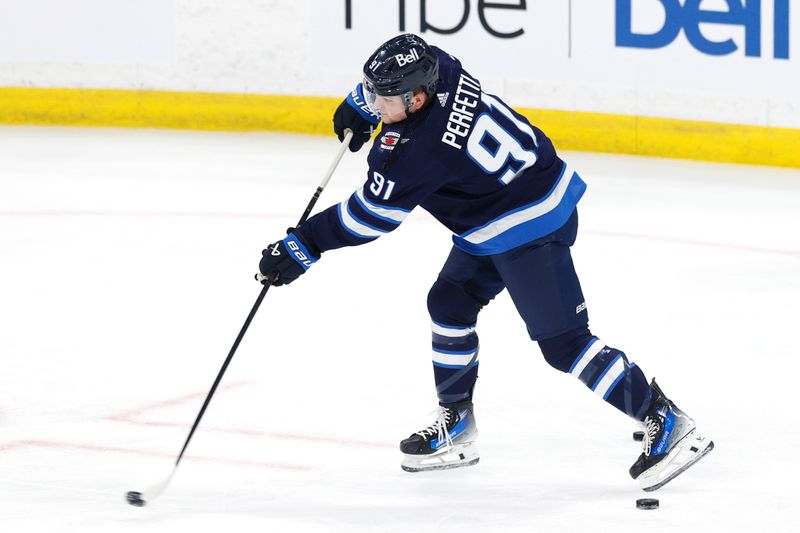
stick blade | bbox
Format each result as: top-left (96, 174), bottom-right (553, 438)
top-left (127, 467), bottom-right (176, 507)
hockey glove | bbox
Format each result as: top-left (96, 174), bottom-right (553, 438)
top-left (258, 231), bottom-right (319, 286)
top-left (333, 83), bottom-right (380, 152)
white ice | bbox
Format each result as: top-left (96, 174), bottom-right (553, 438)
top-left (1, 126), bottom-right (798, 532)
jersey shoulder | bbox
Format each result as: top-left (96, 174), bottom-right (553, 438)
top-left (422, 48), bottom-right (485, 153)
top-left (427, 49), bottom-right (557, 168)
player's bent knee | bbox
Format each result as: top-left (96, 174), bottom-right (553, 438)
top-left (427, 277), bottom-right (484, 325)
top-left (538, 326), bottom-right (594, 373)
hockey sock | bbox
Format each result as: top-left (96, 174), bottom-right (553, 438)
top-left (427, 276), bottom-right (489, 404)
top-left (430, 320), bottom-right (479, 404)
top-left (539, 327), bottom-right (653, 420)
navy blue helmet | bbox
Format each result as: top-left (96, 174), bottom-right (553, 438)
top-left (362, 34), bottom-right (439, 113)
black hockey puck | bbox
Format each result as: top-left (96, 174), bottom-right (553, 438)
top-left (636, 498), bottom-right (659, 510)
top-left (126, 491), bottom-right (145, 507)
top-left (633, 431), bottom-right (645, 442)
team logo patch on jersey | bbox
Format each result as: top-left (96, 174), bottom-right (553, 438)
top-left (380, 131), bottom-right (401, 150)
top-left (437, 92), bottom-right (449, 107)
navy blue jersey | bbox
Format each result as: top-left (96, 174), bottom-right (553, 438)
top-left (299, 47), bottom-right (586, 257)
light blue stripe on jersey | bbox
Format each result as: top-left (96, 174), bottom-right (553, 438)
top-left (337, 199), bottom-right (385, 239)
top-left (592, 354), bottom-right (626, 400)
top-left (452, 163), bottom-right (586, 256)
top-left (433, 361), bottom-right (479, 369)
top-left (433, 347), bottom-right (476, 355)
top-left (432, 347), bottom-right (478, 367)
top-left (354, 187), bottom-right (410, 224)
top-left (569, 337), bottom-right (602, 376)
top-left (336, 203), bottom-right (374, 240)
top-left (601, 363), bottom-right (628, 400)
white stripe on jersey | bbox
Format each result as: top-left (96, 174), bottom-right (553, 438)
top-left (462, 164), bottom-right (575, 246)
top-left (355, 187), bottom-right (410, 224)
top-left (593, 355), bottom-right (626, 400)
top-left (431, 321), bottom-right (476, 337)
top-left (338, 199), bottom-right (385, 239)
top-left (569, 337), bottom-right (604, 378)
top-left (432, 349), bottom-right (478, 367)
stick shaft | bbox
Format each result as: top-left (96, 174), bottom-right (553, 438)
top-left (175, 283), bottom-right (270, 465)
top-left (172, 130), bottom-right (352, 468)
top-left (298, 130), bottom-right (352, 226)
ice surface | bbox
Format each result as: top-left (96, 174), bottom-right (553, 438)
top-left (1, 127), bottom-right (798, 532)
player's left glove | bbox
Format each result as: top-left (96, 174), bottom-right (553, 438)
top-left (333, 83), bottom-right (380, 152)
top-left (258, 230), bottom-right (320, 286)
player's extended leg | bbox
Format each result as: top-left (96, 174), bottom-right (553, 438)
top-left (400, 247), bottom-right (505, 473)
top-left (550, 336), bottom-right (713, 490)
top-left (493, 210), bottom-right (713, 490)
top-left (543, 327), bottom-right (713, 489)
top-left (538, 327), bottom-right (654, 419)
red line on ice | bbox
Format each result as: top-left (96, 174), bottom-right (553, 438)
top-left (107, 381), bottom-right (393, 449)
top-left (0, 439), bottom-right (310, 471)
top-left (107, 381), bottom-right (253, 421)
top-left (116, 418), bottom-right (394, 449)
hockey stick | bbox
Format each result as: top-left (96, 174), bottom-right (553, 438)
top-left (126, 130), bottom-right (354, 507)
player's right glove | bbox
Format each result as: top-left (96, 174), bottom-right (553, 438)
top-left (258, 231), bottom-right (319, 286)
top-left (333, 83), bottom-right (380, 152)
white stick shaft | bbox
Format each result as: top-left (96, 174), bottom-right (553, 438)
top-left (320, 129), bottom-right (353, 190)
top-left (254, 129), bottom-right (354, 283)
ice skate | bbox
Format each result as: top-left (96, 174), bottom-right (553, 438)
top-left (400, 401), bottom-right (479, 472)
top-left (629, 379), bottom-right (714, 491)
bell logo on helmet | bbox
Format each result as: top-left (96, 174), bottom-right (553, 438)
top-left (395, 48), bottom-right (420, 67)
top-left (363, 34), bottom-right (439, 100)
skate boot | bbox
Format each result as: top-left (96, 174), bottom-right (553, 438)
top-left (400, 401), bottom-right (479, 472)
top-left (629, 379), bottom-right (714, 491)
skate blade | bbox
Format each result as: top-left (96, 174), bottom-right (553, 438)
top-left (640, 430), bottom-right (714, 492)
top-left (401, 456), bottom-right (480, 473)
top-left (401, 444), bottom-right (479, 473)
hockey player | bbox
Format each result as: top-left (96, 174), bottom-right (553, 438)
top-left (258, 34), bottom-right (713, 491)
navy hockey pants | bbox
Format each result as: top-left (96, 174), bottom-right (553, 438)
top-left (427, 210), bottom-right (653, 420)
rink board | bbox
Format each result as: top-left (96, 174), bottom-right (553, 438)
top-left (1, 87), bottom-right (799, 169)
